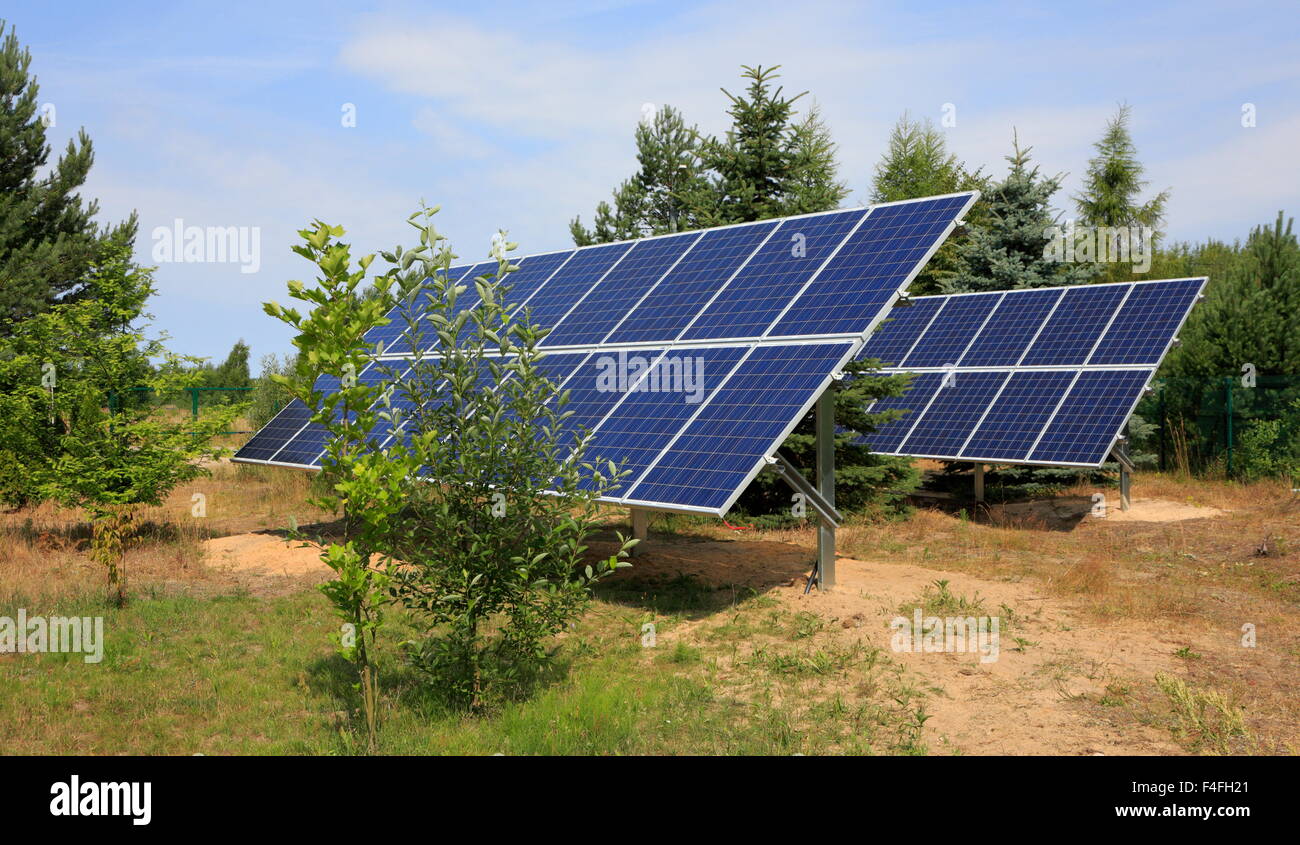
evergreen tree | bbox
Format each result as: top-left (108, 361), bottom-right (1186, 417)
top-left (688, 65), bottom-right (847, 225)
top-left (1165, 212), bottom-right (1299, 379)
top-left (1074, 105), bottom-right (1170, 283)
top-left (944, 133), bottom-right (1097, 293)
top-left (765, 103), bottom-right (848, 216)
top-left (0, 20), bottom-right (137, 329)
top-left (570, 105), bottom-right (709, 244)
top-left (1075, 105), bottom-right (1169, 234)
top-left (870, 113), bottom-right (988, 293)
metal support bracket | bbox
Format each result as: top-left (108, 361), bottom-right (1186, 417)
top-left (764, 453), bottom-right (842, 526)
top-left (1110, 438), bottom-right (1133, 511)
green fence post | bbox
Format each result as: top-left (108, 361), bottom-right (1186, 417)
top-left (1225, 376), bottom-right (1234, 477)
top-left (190, 387), bottom-right (200, 420)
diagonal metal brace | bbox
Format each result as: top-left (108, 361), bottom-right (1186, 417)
top-left (764, 452), bottom-right (843, 526)
top-left (1109, 439), bottom-right (1135, 473)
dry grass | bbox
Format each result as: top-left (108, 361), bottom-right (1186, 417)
top-left (0, 460), bottom-right (329, 604)
top-left (2, 467), bottom-right (1297, 754)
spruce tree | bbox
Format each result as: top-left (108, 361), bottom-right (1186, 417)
top-left (870, 113), bottom-right (988, 293)
top-left (0, 20), bottom-right (137, 329)
top-left (944, 134), bottom-right (1097, 293)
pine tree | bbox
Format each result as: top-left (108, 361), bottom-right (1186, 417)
top-left (1166, 212), bottom-right (1299, 379)
top-left (945, 133), bottom-right (1097, 293)
top-left (570, 105), bottom-right (709, 244)
top-left (870, 113), bottom-right (988, 293)
top-left (0, 20), bottom-right (137, 329)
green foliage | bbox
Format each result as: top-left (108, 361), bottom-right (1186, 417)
top-left (1075, 105), bottom-right (1169, 234)
top-left (869, 113), bottom-right (989, 294)
top-left (265, 207), bottom-right (635, 734)
top-left (945, 134), bottom-right (1098, 293)
top-left (689, 65), bottom-right (848, 225)
top-left (0, 243), bottom-right (236, 603)
top-left (570, 105), bottom-right (710, 244)
top-left (573, 65), bottom-right (848, 243)
top-left (1233, 399), bottom-right (1300, 483)
top-left (0, 20), bottom-right (137, 329)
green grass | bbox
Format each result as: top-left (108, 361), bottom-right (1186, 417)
top-left (0, 575), bottom-right (932, 755)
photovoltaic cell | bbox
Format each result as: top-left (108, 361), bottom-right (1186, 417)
top-left (553, 349), bottom-right (666, 445)
top-left (1088, 278), bottom-right (1204, 365)
top-left (499, 250), bottom-right (575, 312)
top-left (858, 373), bottom-right (944, 454)
top-left (542, 232), bottom-right (699, 347)
top-left (624, 343), bottom-right (852, 511)
top-left (578, 346), bottom-right (748, 494)
top-left (959, 370), bottom-right (1078, 462)
top-left (519, 241), bottom-right (633, 342)
top-left (605, 222), bottom-right (778, 344)
top-left (901, 294), bottom-right (1000, 368)
top-left (857, 297), bottom-right (945, 366)
top-left (682, 210), bottom-right (867, 340)
top-left (769, 194), bottom-right (973, 337)
top-left (267, 374), bottom-right (342, 466)
top-left (896, 371), bottom-right (1010, 457)
top-left (1029, 369), bottom-right (1151, 464)
top-left (236, 399), bottom-right (312, 461)
top-left (958, 288), bottom-right (1062, 366)
top-left (1020, 284), bottom-right (1129, 365)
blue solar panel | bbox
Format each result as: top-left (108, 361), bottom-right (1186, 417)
top-left (682, 210), bottom-right (867, 340)
top-left (959, 288), bottom-right (1063, 366)
top-left (265, 374), bottom-right (342, 466)
top-left (1021, 283), bottom-right (1130, 366)
top-left (769, 194), bottom-right (973, 337)
top-left (235, 399), bottom-right (313, 461)
top-left (624, 343), bottom-right (852, 511)
top-left (901, 294), bottom-right (1001, 368)
top-left (605, 222), bottom-right (778, 344)
top-left (858, 373), bottom-right (944, 453)
top-left (553, 349), bottom-right (666, 445)
top-left (1029, 369), bottom-right (1151, 464)
top-left (959, 370), bottom-right (1077, 462)
top-left (499, 250), bottom-right (575, 312)
top-left (517, 242), bottom-right (632, 342)
top-left (1088, 278), bottom-right (1204, 365)
top-left (578, 346), bottom-right (748, 494)
top-left (896, 371), bottom-right (1010, 457)
top-left (857, 297), bottom-right (945, 366)
top-left (542, 232), bottom-right (699, 347)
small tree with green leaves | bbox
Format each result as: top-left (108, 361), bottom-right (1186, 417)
top-left (264, 208), bottom-right (634, 744)
top-left (1, 243), bottom-right (237, 605)
top-left (379, 211), bottom-right (635, 711)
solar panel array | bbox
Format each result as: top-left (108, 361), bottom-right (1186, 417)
top-left (856, 278), bottom-right (1206, 467)
top-left (234, 192), bottom-right (979, 514)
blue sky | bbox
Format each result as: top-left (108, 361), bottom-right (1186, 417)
top-left (10, 0), bottom-right (1299, 365)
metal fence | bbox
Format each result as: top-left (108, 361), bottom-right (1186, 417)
top-left (107, 386), bottom-right (260, 435)
top-left (1142, 375), bottom-right (1300, 477)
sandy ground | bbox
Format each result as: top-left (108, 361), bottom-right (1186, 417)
top-left (198, 496), bottom-right (1228, 754)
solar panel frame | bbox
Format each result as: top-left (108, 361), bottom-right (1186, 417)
top-left (235, 193), bottom-right (986, 513)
